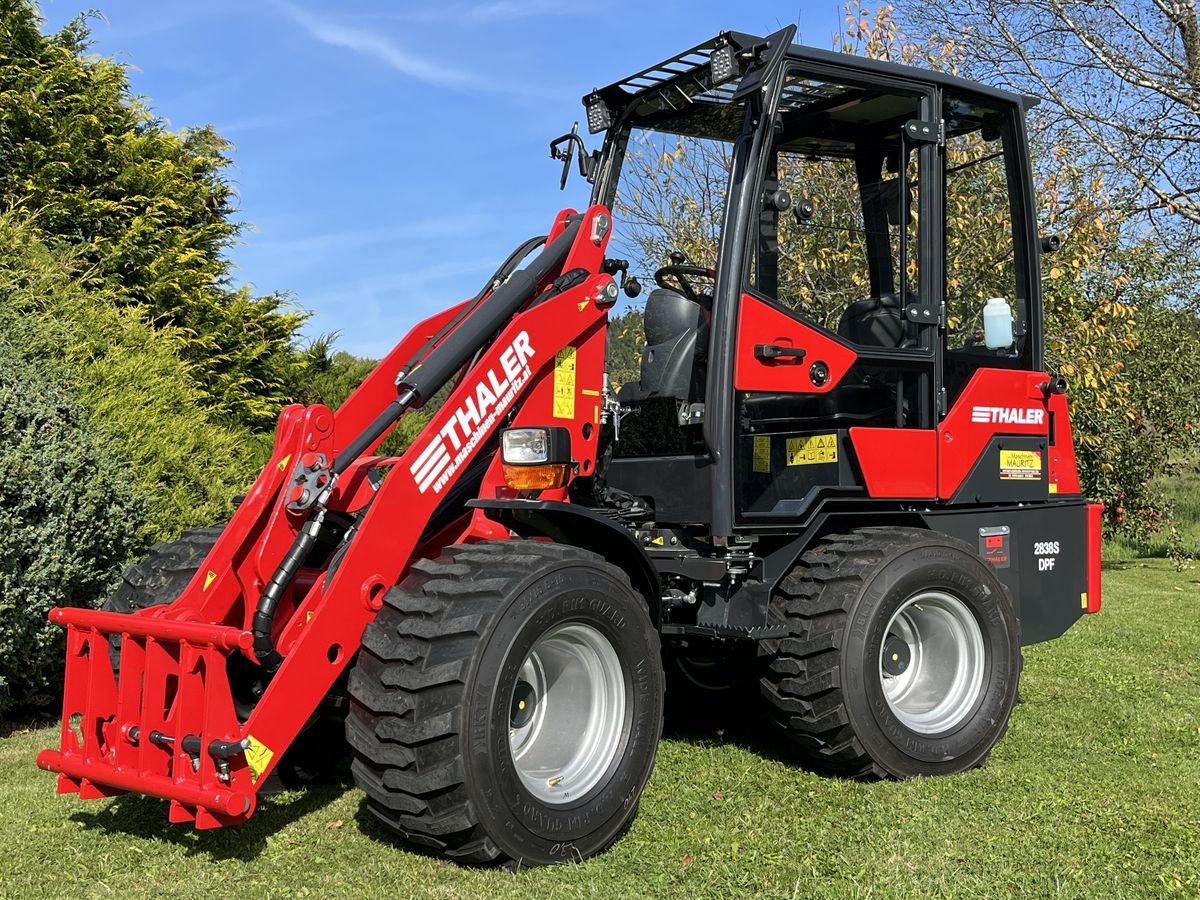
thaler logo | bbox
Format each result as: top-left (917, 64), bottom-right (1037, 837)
top-left (970, 406), bottom-right (1045, 425)
top-left (409, 331), bottom-right (535, 494)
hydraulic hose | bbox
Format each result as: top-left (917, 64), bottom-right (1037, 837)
top-left (396, 233), bottom-right (548, 381)
top-left (252, 508), bottom-right (327, 670)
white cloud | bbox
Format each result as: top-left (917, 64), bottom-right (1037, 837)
top-left (277, 1), bottom-right (478, 89)
top-left (461, 0), bottom-right (586, 23)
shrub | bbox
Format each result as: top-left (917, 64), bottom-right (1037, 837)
top-left (0, 214), bottom-right (258, 546)
top-left (0, 341), bottom-right (143, 716)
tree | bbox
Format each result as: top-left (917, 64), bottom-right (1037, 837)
top-left (0, 212), bottom-right (259, 546)
top-left (902, 0), bottom-right (1200, 244)
top-left (0, 3), bottom-right (310, 429)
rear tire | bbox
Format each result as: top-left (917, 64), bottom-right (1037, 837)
top-left (759, 527), bottom-right (1020, 779)
top-left (102, 525), bottom-right (348, 790)
top-left (347, 541), bottom-right (664, 866)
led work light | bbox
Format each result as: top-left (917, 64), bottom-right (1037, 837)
top-left (585, 93), bottom-right (613, 134)
top-left (710, 40), bottom-right (739, 85)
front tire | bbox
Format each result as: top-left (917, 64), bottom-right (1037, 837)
top-left (347, 541), bottom-right (664, 866)
top-left (759, 527), bottom-right (1020, 779)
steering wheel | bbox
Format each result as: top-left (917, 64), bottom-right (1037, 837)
top-left (654, 263), bottom-right (716, 305)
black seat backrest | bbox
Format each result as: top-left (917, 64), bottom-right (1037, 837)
top-left (617, 288), bottom-right (704, 404)
top-left (837, 293), bottom-right (906, 348)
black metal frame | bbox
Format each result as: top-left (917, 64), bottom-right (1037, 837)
top-left (588, 30), bottom-right (1045, 540)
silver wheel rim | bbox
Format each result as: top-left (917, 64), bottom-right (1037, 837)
top-left (509, 622), bottom-right (626, 805)
top-left (879, 590), bottom-right (986, 735)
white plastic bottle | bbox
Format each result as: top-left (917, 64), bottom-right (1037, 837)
top-left (983, 296), bottom-right (1014, 349)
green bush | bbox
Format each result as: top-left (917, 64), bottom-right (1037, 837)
top-left (0, 341), bottom-right (144, 716)
top-left (0, 214), bottom-right (258, 546)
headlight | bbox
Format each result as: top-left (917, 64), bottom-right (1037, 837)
top-left (500, 427), bottom-right (572, 491)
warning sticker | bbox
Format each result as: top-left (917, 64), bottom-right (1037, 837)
top-left (786, 434), bottom-right (838, 466)
top-left (244, 735), bottom-right (274, 782)
top-left (552, 347), bottom-right (576, 419)
top-left (1000, 449), bottom-right (1042, 480)
top-left (752, 436), bottom-right (771, 473)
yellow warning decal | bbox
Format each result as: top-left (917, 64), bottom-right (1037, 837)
top-left (786, 434), bottom-right (838, 466)
top-left (1049, 482), bottom-right (1058, 494)
top-left (581, 388), bottom-right (601, 397)
top-left (651, 534), bottom-right (665, 546)
top-left (577, 299), bottom-right (589, 312)
top-left (202, 570), bottom-right (217, 591)
top-left (752, 435), bottom-right (771, 473)
top-left (553, 347), bottom-right (577, 419)
top-left (1080, 592), bottom-right (1088, 610)
top-left (244, 735), bottom-right (274, 782)
top-left (277, 453), bottom-right (292, 472)
top-left (1000, 449), bottom-right (1042, 480)
top-left (305, 609), bottom-right (314, 623)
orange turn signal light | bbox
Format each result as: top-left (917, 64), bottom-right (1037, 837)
top-left (502, 463), bottom-right (569, 490)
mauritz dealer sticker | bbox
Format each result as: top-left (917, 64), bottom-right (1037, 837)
top-left (999, 448), bottom-right (1041, 480)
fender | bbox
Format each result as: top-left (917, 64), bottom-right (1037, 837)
top-left (467, 499), bottom-right (660, 620)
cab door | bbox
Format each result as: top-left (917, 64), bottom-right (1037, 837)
top-left (722, 64), bottom-right (942, 523)
top-left (936, 90), bottom-right (1049, 503)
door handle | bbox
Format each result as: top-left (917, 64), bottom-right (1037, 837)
top-left (754, 343), bottom-right (806, 362)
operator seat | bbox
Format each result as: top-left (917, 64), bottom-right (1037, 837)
top-left (617, 288), bottom-right (707, 404)
top-left (836, 292), bottom-right (907, 348)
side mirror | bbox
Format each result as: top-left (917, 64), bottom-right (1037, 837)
top-left (549, 123), bottom-right (597, 190)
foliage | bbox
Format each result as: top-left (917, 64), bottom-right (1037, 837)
top-left (605, 307), bottom-right (645, 389)
top-left (0, 213), bottom-right (257, 546)
top-left (0, 339), bottom-right (144, 716)
top-left (903, 0), bottom-right (1200, 246)
top-left (0, 3), bottom-right (310, 430)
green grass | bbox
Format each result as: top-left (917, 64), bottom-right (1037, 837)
top-left (2, 561), bottom-right (1198, 898)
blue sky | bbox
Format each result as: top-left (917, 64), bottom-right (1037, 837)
top-left (39, 1), bottom-right (845, 359)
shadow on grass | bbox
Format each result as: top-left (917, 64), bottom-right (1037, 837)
top-left (68, 780), bottom-right (350, 862)
top-left (350, 803), bottom-right (470, 867)
top-left (0, 714), bottom-right (57, 740)
top-left (660, 674), bottom-right (810, 773)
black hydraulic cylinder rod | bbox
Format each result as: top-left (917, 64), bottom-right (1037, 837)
top-left (399, 216), bottom-right (580, 405)
top-left (332, 387), bottom-right (416, 477)
top-left (251, 216), bottom-right (582, 668)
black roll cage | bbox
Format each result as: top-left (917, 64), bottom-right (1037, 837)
top-left (588, 30), bottom-right (1045, 539)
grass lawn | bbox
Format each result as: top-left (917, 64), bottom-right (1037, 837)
top-left (1, 557), bottom-right (1197, 898)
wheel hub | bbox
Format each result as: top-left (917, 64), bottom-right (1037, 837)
top-left (508, 622), bottom-right (626, 805)
top-left (881, 636), bottom-right (911, 676)
top-left (510, 681), bottom-right (537, 729)
top-left (879, 590), bottom-right (986, 735)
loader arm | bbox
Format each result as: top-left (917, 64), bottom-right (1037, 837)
top-left (37, 204), bottom-right (617, 827)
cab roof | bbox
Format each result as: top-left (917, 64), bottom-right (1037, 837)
top-left (584, 31), bottom-right (1037, 140)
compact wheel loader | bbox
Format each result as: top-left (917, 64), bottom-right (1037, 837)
top-left (38, 27), bottom-right (1103, 866)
